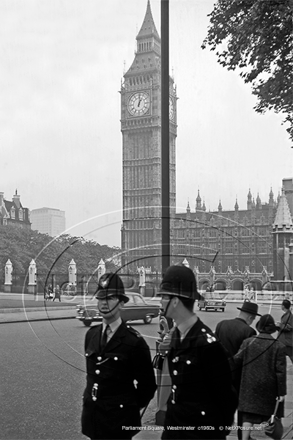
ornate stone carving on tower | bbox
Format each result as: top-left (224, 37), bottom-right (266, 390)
top-left (273, 188), bottom-right (293, 281)
top-left (120, 1), bottom-right (177, 272)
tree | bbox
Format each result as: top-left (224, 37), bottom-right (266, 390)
top-left (0, 225), bottom-right (120, 286)
top-left (202, 0), bottom-right (293, 142)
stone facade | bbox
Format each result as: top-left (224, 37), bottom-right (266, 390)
top-left (172, 189), bottom-right (277, 275)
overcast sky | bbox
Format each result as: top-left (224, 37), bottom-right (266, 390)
top-left (1, 0), bottom-right (291, 247)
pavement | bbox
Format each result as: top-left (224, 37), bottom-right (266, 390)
top-left (1, 292), bottom-right (292, 439)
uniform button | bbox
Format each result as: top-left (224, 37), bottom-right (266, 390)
top-left (186, 360), bottom-right (191, 365)
top-left (173, 370), bottom-right (178, 375)
top-left (120, 404), bottom-right (123, 408)
top-left (172, 357), bottom-right (179, 363)
top-left (97, 356), bottom-right (102, 361)
top-left (201, 328), bottom-right (206, 332)
top-left (172, 385), bottom-right (177, 390)
top-left (95, 370), bottom-right (100, 375)
top-left (171, 400), bottom-right (175, 404)
top-left (114, 357), bottom-right (118, 361)
top-left (201, 411), bottom-right (205, 415)
top-left (85, 353), bottom-right (89, 357)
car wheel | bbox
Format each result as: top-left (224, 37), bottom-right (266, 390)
top-left (83, 320), bottom-right (92, 327)
top-left (144, 315), bottom-right (152, 324)
top-left (221, 308), bottom-right (225, 312)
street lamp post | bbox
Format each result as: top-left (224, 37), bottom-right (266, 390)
top-left (161, 0), bottom-right (170, 276)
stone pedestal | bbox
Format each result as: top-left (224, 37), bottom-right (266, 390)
top-left (28, 285), bottom-right (37, 294)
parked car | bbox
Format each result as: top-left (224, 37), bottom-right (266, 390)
top-left (76, 292), bottom-right (160, 326)
top-left (198, 292), bottom-right (226, 312)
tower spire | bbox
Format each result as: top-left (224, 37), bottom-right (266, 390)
top-left (273, 188), bottom-right (293, 230)
top-left (137, 0), bottom-right (160, 41)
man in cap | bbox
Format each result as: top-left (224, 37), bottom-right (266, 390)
top-left (81, 272), bottom-right (156, 440)
top-left (215, 301), bottom-right (261, 439)
top-left (158, 265), bottom-right (237, 439)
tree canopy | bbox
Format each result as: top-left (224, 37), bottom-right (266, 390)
top-left (202, 0), bottom-right (293, 142)
top-left (0, 225), bottom-right (120, 286)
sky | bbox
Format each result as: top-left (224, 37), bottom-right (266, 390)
top-left (1, 0), bottom-right (291, 248)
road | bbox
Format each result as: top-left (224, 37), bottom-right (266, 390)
top-left (0, 302), bottom-right (283, 440)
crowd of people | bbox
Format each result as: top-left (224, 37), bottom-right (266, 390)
top-left (80, 267), bottom-right (293, 440)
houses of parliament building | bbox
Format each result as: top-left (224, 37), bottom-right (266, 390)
top-left (120, 1), bottom-right (293, 290)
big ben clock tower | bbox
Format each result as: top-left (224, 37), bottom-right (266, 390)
top-left (121, 0), bottom-right (177, 272)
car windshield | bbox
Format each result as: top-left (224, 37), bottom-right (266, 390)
top-left (204, 293), bottom-right (222, 300)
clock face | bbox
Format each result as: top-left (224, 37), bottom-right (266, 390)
top-left (169, 97), bottom-right (175, 121)
top-left (128, 92), bottom-right (150, 117)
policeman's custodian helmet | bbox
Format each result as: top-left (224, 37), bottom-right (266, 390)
top-left (96, 272), bottom-right (129, 303)
top-left (159, 265), bottom-right (200, 300)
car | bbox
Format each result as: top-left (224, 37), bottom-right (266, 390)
top-left (76, 291), bottom-right (160, 326)
top-left (198, 292), bottom-right (226, 312)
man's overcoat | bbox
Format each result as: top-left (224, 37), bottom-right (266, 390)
top-left (278, 309), bottom-right (293, 348)
top-left (81, 321), bottom-right (156, 439)
top-left (234, 333), bottom-right (287, 418)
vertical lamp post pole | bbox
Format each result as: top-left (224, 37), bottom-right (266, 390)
top-left (161, 0), bottom-right (170, 276)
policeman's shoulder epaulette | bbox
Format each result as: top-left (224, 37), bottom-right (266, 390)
top-left (126, 325), bottom-right (142, 338)
top-left (87, 324), bottom-right (101, 335)
top-left (199, 327), bottom-right (217, 344)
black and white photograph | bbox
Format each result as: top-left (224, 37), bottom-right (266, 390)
top-left (0, 1), bottom-right (292, 439)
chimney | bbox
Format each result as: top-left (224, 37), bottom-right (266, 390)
top-left (0, 192), bottom-right (4, 205)
top-left (12, 189), bottom-right (21, 208)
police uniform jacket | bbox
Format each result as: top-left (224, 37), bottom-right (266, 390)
top-left (162, 318), bottom-right (237, 439)
top-left (81, 321), bottom-right (156, 439)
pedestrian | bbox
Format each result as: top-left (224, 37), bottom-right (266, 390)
top-left (53, 284), bottom-right (61, 302)
top-left (276, 299), bottom-right (293, 363)
top-left (215, 300), bottom-right (260, 362)
top-left (233, 314), bottom-right (287, 440)
top-left (215, 301), bottom-right (261, 438)
top-left (158, 265), bottom-right (237, 439)
top-left (81, 272), bottom-right (156, 440)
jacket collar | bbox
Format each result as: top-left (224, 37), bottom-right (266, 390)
top-left (87, 320), bottom-right (127, 354)
top-left (170, 318), bottom-right (207, 350)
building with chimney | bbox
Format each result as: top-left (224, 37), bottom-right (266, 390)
top-left (30, 207), bottom-right (66, 237)
top-left (0, 190), bottom-right (31, 229)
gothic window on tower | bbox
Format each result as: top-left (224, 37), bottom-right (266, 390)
top-left (226, 243), bottom-right (233, 254)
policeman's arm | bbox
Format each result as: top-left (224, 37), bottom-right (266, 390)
top-left (132, 338), bottom-right (157, 409)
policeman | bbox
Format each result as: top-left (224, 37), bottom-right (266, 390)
top-left (158, 265), bottom-right (237, 439)
top-left (81, 272), bottom-right (156, 440)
